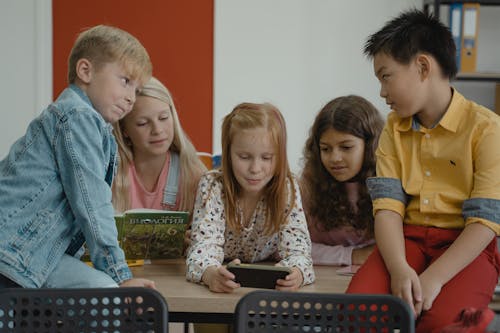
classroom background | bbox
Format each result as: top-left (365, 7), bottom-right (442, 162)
top-left (1, 0), bottom-right (499, 173)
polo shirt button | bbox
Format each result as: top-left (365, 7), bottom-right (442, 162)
top-left (425, 134), bottom-right (431, 139)
top-left (423, 199), bottom-right (429, 205)
top-left (425, 170), bottom-right (431, 177)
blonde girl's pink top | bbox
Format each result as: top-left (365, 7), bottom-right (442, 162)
top-left (128, 152), bottom-right (180, 211)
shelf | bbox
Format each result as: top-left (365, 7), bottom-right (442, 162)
top-left (455, 72), bottom-right (500, 82)
top-left (424, 0), bottom-right (500, 6)
top-left (423, 0), bottom-right (500, 16)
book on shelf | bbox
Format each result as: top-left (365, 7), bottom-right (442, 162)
top-left (449, 3), bottom-right (463, 71)
top-left (460, 3), bottom-right (480, 73)
top-left (82, 209), bottom-right (189, 266)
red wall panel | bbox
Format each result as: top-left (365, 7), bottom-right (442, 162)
top-left (52, 0), bottom-right (213, 152)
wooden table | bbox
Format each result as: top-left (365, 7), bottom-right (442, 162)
top-left (131, 259), bottom-right (352, 325)
top-left (132, 259), bottom-right (500, 332)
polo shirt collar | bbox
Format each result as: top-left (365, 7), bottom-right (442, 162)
top-left (394, 88), bottom-right (465, 133)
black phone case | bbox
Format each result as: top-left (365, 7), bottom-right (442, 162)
top-left (227, 264), bottom-right (290, 289)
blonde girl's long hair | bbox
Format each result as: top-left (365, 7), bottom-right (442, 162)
top-left (221, 102), bottom-right (295, 235)
top-left (112, 77), bottom-right (207, 213)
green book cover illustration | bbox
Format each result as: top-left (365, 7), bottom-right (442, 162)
top-left (117, 209), bottom-right (189, 260)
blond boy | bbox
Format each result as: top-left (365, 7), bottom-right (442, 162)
top-left (0, 25), bottom-right (155, 289)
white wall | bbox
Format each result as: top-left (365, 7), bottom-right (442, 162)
top-left (213, 0), bottom-right (421, 173)
top-left (213, 1), bottom-right (500, 173)
top-left (0, 0), bottom-right (52, 159)
top-left (0, 1), bottom-right (498, 172)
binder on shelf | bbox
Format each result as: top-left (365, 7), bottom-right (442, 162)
top-left (449, 3), bottom-right (463, 71)
top-left (460, 3), bottom-right (480, 73)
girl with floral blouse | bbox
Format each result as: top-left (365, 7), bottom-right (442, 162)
top-left (186, 102), bottom-right (315, 293)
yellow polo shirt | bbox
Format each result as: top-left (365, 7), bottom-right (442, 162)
top-left (367, 89), bottom-right (500, 234)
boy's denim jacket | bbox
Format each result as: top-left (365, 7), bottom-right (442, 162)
top-left (0, 85), bottom-right (132, 287)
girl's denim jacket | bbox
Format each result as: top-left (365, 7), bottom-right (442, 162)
top-left (0, 85), bottom-right (132, 287)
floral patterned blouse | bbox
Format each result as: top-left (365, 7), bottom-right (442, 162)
top-left (186, 170), bottom-right (315, 285)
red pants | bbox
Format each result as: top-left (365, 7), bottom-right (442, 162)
top-left (347, 225), bottom-right (500, 333)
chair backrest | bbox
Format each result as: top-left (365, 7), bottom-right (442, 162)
top-left (0, 287), bottom-right (168, 333)
top-left (197, 152), bottom-right (213, 170)
top-left (234, 290), bottom-right (414, 333)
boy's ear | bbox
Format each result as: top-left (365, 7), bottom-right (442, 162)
top-left (75, 58), bottom-right (93, 84)
top-left (415, 54), bottom-right (431, 79)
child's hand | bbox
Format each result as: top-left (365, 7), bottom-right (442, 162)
top-left (389, 264), bottom-right (422, 315)
top-left (415, 270), bottom-right (443, 316)
top-left (201, 259), bottom-right (241, 293)
top-left (119, 278), bottom-right (156, 289)
top-left (276, 267), bottom-right (303, 291)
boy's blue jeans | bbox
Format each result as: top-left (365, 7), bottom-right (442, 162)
top-left (0, 254), bottom-right (118, 288)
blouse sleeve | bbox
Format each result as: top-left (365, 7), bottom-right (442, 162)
top-left (311, 242), bottom-right (354, 266)
top-left (277, 176), bottom-right (316, 285)
top-left (185, 172), bottom-right (226, 283)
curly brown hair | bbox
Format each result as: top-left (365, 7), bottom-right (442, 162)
top-left (300, 95), bottom-right (384, 235)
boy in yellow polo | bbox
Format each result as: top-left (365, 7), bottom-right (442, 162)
top-left (347, 9), bottom-right (500, 333)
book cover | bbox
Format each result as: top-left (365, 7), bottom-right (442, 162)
top-left (460, 3), bottom-right (480, 73)
top-left (117, 209), bottom-right (189, 260)
top-left (81, 209), bottom-right (188, 264)
top-left (449, 3), bottom-right (463, 72)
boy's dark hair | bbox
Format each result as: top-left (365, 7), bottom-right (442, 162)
top-left (364, 9), bottom-right (457, 79)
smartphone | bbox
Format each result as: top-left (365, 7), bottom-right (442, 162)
top-left (226, 262), bottom-right (291, 289)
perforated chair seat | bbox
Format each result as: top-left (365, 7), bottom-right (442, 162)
top-left (0, 287), bottom-right (168, 333)
top-left (234, 290), bottom-right (414, 333)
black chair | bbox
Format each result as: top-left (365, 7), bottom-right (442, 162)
top-left (234, 290), bottom-right (414, 333)
top-left (0, 287), bottom-right (168, 333)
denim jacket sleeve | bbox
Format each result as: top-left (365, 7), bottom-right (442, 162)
top-left (54, 107), bottom-right (132, 284)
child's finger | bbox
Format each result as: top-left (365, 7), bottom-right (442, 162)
top-left (275, 280), bottom-right (299, 291)
top-left (286, 270), bottom-right (299, 280)
top-left (219, 265), bottom-right (236, 279)
top-left (414, 300), bottom-right (423, 317)
top-left (276, 275), bottom-right (299, 288)
top-left (224, 279), bottom-right (240, 290)
top-left (401, 283), bottom-right (415, 311)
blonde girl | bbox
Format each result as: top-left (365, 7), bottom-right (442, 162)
top-left (112, 77), bottom-right (206, 214)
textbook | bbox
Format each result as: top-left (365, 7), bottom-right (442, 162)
top-left (82, 209), bottom-right (189, 265)
top-left (116, 209), bottom-right (189, 260)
